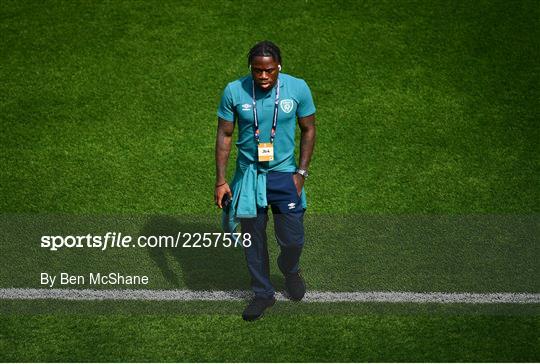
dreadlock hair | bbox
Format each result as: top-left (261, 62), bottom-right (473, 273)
top-left (247, 41), bottom-right (282, 67)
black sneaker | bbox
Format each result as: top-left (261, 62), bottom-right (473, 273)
top-left (242, 296), bottom-right (276, 321)
top-left (285, 271), bottom-right (306, 301)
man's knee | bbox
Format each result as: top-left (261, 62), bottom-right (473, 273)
top-left (273, 211), bottom-right (305, 248)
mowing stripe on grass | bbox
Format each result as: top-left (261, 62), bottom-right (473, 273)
top-left (0, 288), bottom-right (538, 304)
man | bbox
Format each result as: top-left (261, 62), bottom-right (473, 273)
top-left (214, 41), bottom-right (316, 321)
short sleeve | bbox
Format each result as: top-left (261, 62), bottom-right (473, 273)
top-left (217, 83), bottom-right (235, 122)
top-left (296, 80), bottom-right (316, 118)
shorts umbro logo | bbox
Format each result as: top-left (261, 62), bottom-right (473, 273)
top-left (288, 202), bottom-right (296, 210)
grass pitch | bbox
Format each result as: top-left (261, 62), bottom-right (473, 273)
top-left (1, 0), bottom-right (539, 361)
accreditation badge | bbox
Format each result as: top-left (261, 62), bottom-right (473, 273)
top-left (258, 143), bottom-right (274, 162)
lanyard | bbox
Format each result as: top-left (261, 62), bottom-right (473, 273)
top-left (252, 78), bottom-right (280, 144)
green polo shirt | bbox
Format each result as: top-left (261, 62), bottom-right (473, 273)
top-left (217, 73), bottom-right (316, 171)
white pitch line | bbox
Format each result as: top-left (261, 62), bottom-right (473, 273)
top-left (0, 288), bottom-right (539, 304)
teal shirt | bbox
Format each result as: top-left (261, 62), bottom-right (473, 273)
top-left (217, 73), bottom-right (316, 232)
top-left (217, 73), bottom-right (316, 171)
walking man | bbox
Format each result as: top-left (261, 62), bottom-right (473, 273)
top-left (214, 41), bottom-right (316, 321)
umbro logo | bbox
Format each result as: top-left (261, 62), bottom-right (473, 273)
top-left (288, 202), bottom-right (296, 210)
top-left (241, 103), bottom-right (251, 111)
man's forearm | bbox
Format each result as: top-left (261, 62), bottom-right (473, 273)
top-left (215, 120), bottom-right (234, 184)
top-left (298, 126), bottom-right (316, 171)
top-left (215, 138), bottom-right (231, 184)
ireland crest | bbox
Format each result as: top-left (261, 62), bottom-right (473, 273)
top-left (280, 99), bottom-right (294, 113)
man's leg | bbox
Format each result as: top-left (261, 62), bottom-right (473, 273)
top-left (240, 208), bottom-right (275, 299)
top-left (266, 172), bottom-right (307, 301)
top-left (240, 208), bottom-right (276, 321)
top-left (273, 211), bottom-right (305, 276)
top-left (274, 211), bottom-right (306, 301)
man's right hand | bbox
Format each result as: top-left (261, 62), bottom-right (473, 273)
top-left (215, 183), bottom-right (232, 209)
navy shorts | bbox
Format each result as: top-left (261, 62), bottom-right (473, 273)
top-left (265, 171), bottom-right (304, 214)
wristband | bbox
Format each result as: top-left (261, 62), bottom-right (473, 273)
top-left (215, 182), bottom-right (227, 188)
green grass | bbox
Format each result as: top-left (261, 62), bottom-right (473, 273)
top-left (1, 315), bottom-right (539, 362)
top-left (1, 0), bottom-right (538, 214)
top-left (1, 0), bottom-right (539, 361)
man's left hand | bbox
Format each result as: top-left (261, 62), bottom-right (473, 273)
top-left (292, 173), bottom-right (304, 196)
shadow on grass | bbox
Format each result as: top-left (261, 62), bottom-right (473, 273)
top-left (140, 215), bottom-right (249, 290)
